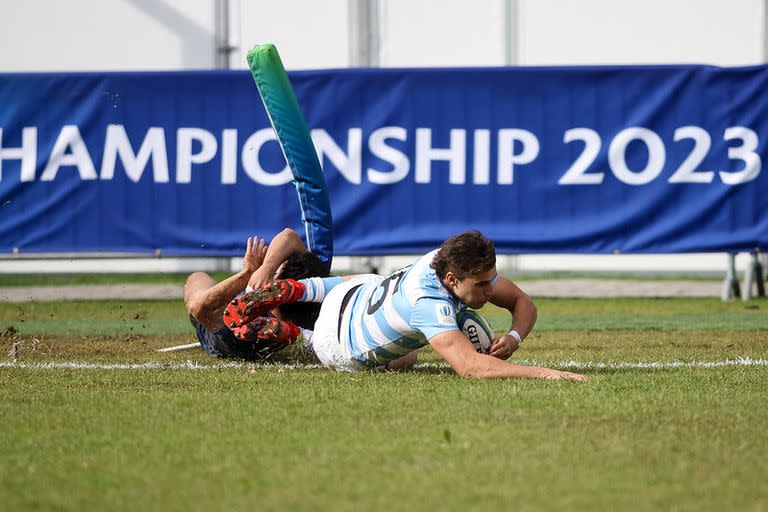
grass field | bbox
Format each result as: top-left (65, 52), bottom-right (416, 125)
top-left (1, 295), bottom-right (767, 511)
top-left (0, 271), bottom-right (725, 287)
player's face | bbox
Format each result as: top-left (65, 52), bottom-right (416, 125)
top-left (449, 268), bottom-right (497, 309)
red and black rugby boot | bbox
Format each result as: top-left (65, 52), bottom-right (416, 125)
top-left (230, 316), bottom-right (302, 349)
top-left (223, 279), bottom-right (306, 329)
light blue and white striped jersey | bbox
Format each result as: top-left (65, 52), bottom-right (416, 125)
top-left (340, 250), bottom-right (466, 368)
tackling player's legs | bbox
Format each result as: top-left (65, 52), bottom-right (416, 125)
top-left (185, 229), bottom-right (327, 360)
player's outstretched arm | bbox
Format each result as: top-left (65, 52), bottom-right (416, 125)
top-left (429, 330), bottom-right (587, 382)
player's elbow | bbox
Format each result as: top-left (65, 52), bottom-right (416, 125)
top-left (455, 366), bottom-right (480, 379)
top-left (450, 354), bottom-right (488, 379)
top-left (516, 295), bottom-right (537, 329)
top-left (280, 227), bottom-right (302, 244)
top-left (454, 365), bottom-right (490, 380)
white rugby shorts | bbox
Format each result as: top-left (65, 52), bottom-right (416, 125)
top-left (311, 274), bottom-right (382, 372)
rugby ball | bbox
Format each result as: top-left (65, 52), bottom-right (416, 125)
top-left (457, 309), bottom-right (495, 354)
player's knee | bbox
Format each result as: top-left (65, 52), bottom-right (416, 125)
top-left (185, 272), bottom-right (209, 288)
top-left (185, 294), bottom-right (205, 320)
top-left (184, 273), bottom-right (211, 305)
top-left (183, 272), bottom-right (228, 331)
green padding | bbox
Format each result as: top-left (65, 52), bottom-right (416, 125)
top-left (247, 44), bottom-right (333, 268)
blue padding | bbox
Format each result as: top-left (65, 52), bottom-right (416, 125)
top-left (247, 44), bottom-right (333, 271)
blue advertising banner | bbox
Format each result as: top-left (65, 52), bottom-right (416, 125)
top-left (0, 65), bottom-right (766, 255)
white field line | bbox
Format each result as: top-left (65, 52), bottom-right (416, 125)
top-left (1, 357), bottom-right (767, 371)
top-left (538, 358), bottom-right (768, 369)
top-left (419, 358), bottom-right (768, 370)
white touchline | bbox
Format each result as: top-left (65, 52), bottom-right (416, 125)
top-left (0, 358), bottom-right (767, 371)
top-left (546, 357), bottom-right (768, 369)
top-left (416, 358), bottom-right (768, 370)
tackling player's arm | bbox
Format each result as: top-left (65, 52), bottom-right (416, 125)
top-left (187, 236), bottom-right (267, 330)
top-left (429, 330), bottom-right (586, 381)
top-left (487, 276), bottom-right (537, 359)
top-left (247, 228), bottom-right (307, 289)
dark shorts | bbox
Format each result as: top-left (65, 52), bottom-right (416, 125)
top-left (189, 315), bottom-right (267, 361)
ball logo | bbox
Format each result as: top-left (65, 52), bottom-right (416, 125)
top-left (465, 324), bottom-right (480, 345)
top-left (458, 311), bottom-right (493, 354)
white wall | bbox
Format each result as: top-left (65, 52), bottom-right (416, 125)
top-left (378, 0), bottom-right (506, 66)
top-left (0, 0), bottom-right (217, 71)
top-left (234, 0), bottom-right (349, 70)
top-left (519, 0), bottom-right (765, 66)
top-left (1, 0), bottom-right (763, 72)
top-left (378, 0), bottom-right (766, 68)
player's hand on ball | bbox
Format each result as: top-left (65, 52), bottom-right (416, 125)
top-left (489, 334), bottom-right (519, 359)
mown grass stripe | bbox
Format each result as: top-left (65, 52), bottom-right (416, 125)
top-left (0, 360), bottom-right (323, 370)
top-left (2, 358), bottom-right (768, 371)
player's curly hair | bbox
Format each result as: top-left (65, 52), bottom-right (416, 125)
top-left (431, 230), bottom-right (496, 280)
top-left (275, 251), bottom-right (329, 329)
